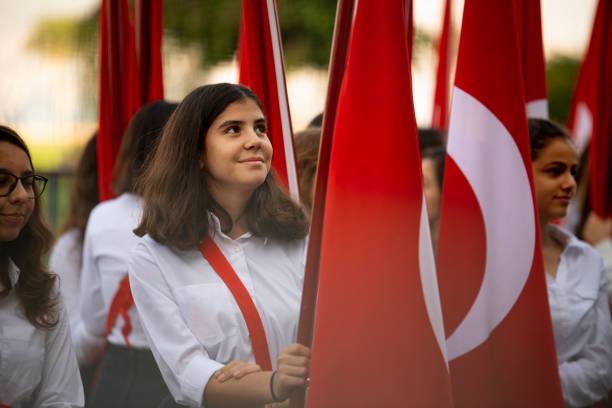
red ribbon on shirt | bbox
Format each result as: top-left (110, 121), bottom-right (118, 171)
top-left (106, 275), bottom-right (134, 348)
top-left (0, 403), bottom-right (11, 407)
top-left (198, 235), bottom-right (273, 371)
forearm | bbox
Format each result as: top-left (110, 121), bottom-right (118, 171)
top-left (203, 371), bottom-right (276, 408)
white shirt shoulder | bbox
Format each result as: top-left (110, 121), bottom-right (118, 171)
top-left (49, 228), bottom-right (82, 331)
top-left (0, 260), bottom-right (84, 407)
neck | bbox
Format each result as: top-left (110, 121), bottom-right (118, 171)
top-left (209, 184), bottom-right (253, 239)
top-left (539, 215), bottom-right (554, 250)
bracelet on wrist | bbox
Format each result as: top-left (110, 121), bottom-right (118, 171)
top-left (270, 370), bottom-right (283, 402)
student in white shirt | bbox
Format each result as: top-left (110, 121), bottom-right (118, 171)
top-left (129, 83), bottom-right (311, 408)
top-left (0, 125), bottom-right (83, 407)
top-left (71, 101), bottom-right (178, 408)
top-left (528, 118), bottom-right (612, 407)
top-left (48, 133), bottom-right (99, 397)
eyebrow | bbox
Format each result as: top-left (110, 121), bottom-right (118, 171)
top-left (217, 118), bottom-right (267, 130)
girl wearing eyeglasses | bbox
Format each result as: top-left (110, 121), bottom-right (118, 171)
top-left (128, 83), bottom-right (311, 407)
top-left (0, 125), bottom-right (83, 407)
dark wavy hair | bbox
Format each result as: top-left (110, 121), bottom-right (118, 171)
top-left (134, 83), bottom-right (308, 250)
top-left (0, 125), bottom-right (57, 329)
top-left (527, 118), bottom-right (574, 161)
top-left (61, 133), bottom-right (98, 248)
top-left (112, 101), bottom-right (178, 195)
top-left (294, 127), bottom-right (321, 214)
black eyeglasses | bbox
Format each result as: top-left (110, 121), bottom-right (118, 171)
top-left (0, 172), bottom-right (48, 199)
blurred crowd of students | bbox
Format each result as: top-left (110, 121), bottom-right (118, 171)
top-left (0, 82), bottom-right (611, 407)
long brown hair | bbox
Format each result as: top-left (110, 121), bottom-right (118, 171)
top-left (0, 125), bottom-right (57, 329)
top-left (135, 83), bottom-right (308, 250)
top-left (61, 133), bottom-right (98, 247)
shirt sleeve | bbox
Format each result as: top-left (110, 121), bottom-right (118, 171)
top-left (72, 220), bottom-right (107, 364)
top-left (128, 242), bottom-right (223, 408)
top-left (31, 300), bottom-right (85, 408)
top-left (559, 260), bottom-right (612, 407)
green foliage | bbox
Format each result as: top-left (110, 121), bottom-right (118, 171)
top-left (546, 55), bottom-right (580, 126)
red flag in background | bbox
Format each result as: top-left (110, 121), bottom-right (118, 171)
top-left (431, 0), bottom-right (452, 129)
top-left (436, 0), bottom-right (564, 406)
top-left (98, 0), bottom-right (140, 201)
top-left (238, 0), bottom-right (300, 200)
top-left (514, 0), bottom-right (548, 118)
top-left (406, 0), bottom-right (413, 63)
top-left (568, 0), bottom-right (612, 218)
top-left (306, 1), bottom-right (453, 406)
top-left (135, 0), bottom-right (164, 104)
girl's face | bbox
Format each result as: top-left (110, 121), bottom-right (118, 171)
top-left (422, 158), bottom-right (441, 224)
top-left (0, 141), bottom-right (35, 242)
top-left (532, 138), bottom-right (578, 223)
top-left (202, 98), bottom-right (273, 196)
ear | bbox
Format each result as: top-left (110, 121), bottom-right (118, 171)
top-left (198, 159), bottom-right (205, 169)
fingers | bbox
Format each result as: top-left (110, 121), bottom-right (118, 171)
top-left (273, 344), bottom-right (312, 400)
top-left (213, 360), bottom-right (262, 382)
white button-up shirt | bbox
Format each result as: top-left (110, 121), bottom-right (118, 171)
top-left (0, 260), bottom-right (84, 407)
top-left (547, 225), bottom-right (612, 407)
top-left (72, 193), bottom-right (149, 364)
top-left (49, 228), bottom-right (82, 332)
top-left (128, 214), bottom-right (307, 407)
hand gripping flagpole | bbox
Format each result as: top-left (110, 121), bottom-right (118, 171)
top-left (289, 1), bottom-right (354, 407)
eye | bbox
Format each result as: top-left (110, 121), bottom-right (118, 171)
top-left (570, 166), bottom-right (578, 177)
top-left (22, 176), bottom-right (35, 189)
top-left (0, 174), bottom-right (11, 188)
top-left (225, 125), bottom-right (240, 135)
top-left (255, 124), bottom-right (267, 134)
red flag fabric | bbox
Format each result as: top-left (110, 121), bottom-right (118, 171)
top-left (306, 1), bottom-right (453, 406)
top-left (568, 0), bottom-right (612, 217)
top-left (436, 0), bottom-right (564, 406)
top-left (238, 0), bottom-right (299, 200)
top-left (406, 0), bottom-right (413, 63)
top-left (431, 0), bottom-right (452, 129)
top-left (514, 0), bottom-right (548, 118)
top-left (135, 0), bottom-right (164, 104)
top-left (98, 0), bottom-right (140, 202)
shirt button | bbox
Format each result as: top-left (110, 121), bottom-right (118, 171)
top-left (233, 246), bottom-right (240, 253)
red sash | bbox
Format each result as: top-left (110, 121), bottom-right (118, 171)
top-left (198, 235), bottom-right (272, 371)
top-left (0, 404), bottom-right (11, 407)
top-left (106, 275), bottom-right (134, 348)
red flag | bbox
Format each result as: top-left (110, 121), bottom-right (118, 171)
top-left (568, 0), bottom-right (612, 217)
top-left (98, 0), bottom-right (140, 201)
top-left (135, 0), bottom-right (164, 104)
top-left (290, 2), bottom-right (355, 406)
top-left (514, 0), bottom-right (548, 118)
top-left (431, 0), bottom-right (452, 129)
top-left (238, 0), bottom-right (299, 200)
top-left (436, 0), bottom-right (564, 406)
top-left (306, 1), bottom-right (453, 406)
top-left (406, 0), bottom-right (413, 63)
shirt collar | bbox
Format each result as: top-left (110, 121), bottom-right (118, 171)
top-left (0, 259), bottom-right (20, 292)
top-left (548, 224), bottom-right (581, 251)
top-left (206, 211), bottom-right (260, 243)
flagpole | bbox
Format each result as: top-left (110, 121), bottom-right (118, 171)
top-left (290, 0), bottom-right (354, 407)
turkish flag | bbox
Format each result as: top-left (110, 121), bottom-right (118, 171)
top-left (431, 0), bottom-right (452, 129)
top-left (514, 0), bottom-right (548, 118)
top-left (306, 1), bottom-right (453, 406)
top-left (134, 0), bottom-right (164, 105)
top-left (238, 0), bottom-right (300, 200)
top-left (98, 0), bottom-right (140, 202)
top-left (436, 0), bottom-right (564, 406)
top-left (568, 0), bottom-right (612, 218)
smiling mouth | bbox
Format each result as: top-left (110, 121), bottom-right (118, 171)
top-left (1, 214), bottom-right (26, 222)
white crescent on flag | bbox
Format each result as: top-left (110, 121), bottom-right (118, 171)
top-left (445, 87), bottom-right (536, 360)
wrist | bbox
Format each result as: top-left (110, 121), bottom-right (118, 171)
top-left (270, 370), bottom-right (284, 402)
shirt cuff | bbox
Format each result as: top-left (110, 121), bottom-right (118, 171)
top-left (180, 356), bottom-right (224, 407)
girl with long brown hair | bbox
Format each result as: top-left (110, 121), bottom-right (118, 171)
top-left (0, 125), bottom-right (83, 407)
top-left (129, 83), bottom-right (311, 407)
top-left (528, 118), bottom-right (612, 406)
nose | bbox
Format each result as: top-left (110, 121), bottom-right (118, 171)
top-left (8, 179), bottom-right (30, 203)
top-left (561, 171), bottom-right (577, 194)
top-left (244, 128), bottom-right (263, 150)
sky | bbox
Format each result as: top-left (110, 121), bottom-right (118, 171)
top-left (0, 0), bottom-right (599, 152)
